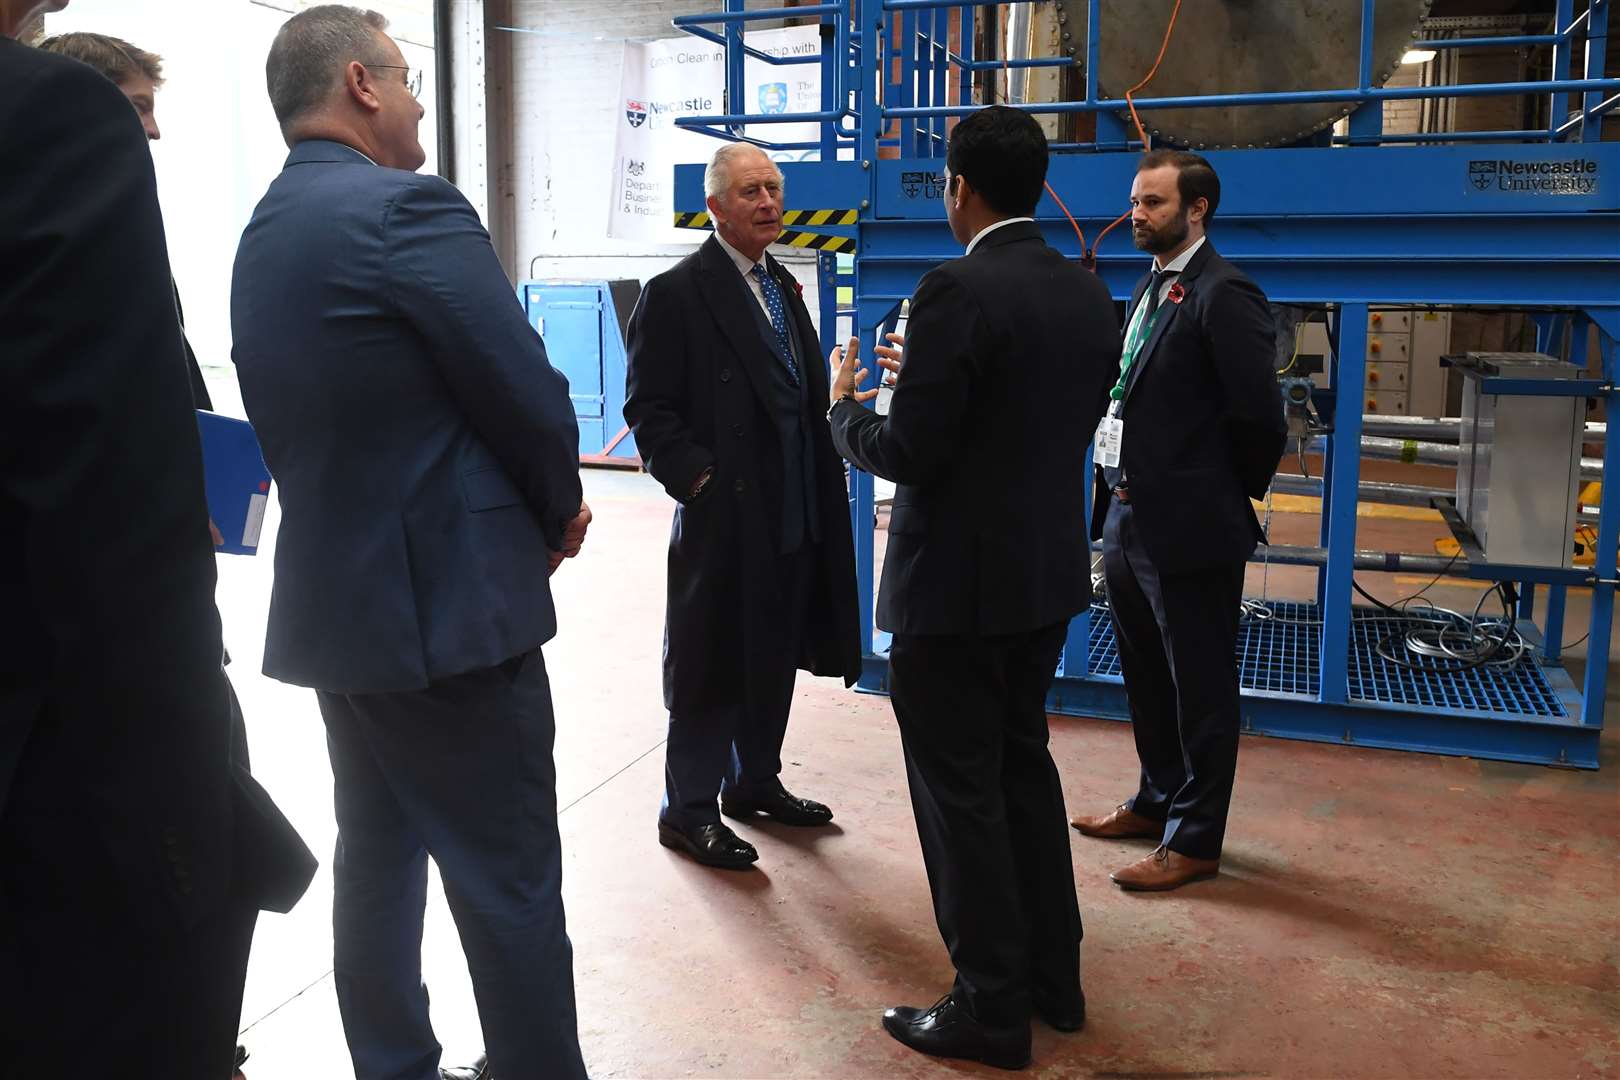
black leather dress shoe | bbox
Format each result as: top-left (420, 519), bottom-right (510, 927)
top-left (1034, 987), bottom-right (1086, 1032)
top-left (720, 783), bottom-right (833, 826)
top-left (658, 820), bottom-right (759, 869)
top-left (440, 1052), bottom-right (490, 1080)
top-left (881, 995), bottom-right (1031, 1071)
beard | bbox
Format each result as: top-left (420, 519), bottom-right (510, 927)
top-left (1133, 210), bottom-right (1190, 255)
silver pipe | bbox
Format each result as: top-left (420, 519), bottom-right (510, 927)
top-left (1269, 472), bottom-right (1600, 526)
top-left (1271, 473), bottom-right (1429, 507)
top-left (1004, 4), bottom-right (1033, 104)
top-left (1087, 537), bottom-right (1471, 576)
top-left (1304, 435), bottom-right (1603, 480)
top-left (1255, 543), bottom-right (1470, 576)
top-left (1356, 417), bottom-right (1604, 445)
top-left (1359, 416), bottom-right (1463, 443)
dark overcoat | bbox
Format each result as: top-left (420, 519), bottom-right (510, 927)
top-left (624, 237), bottom-right (862, 714)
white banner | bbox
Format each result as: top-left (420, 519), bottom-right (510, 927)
top-left (609, 27), bottom-right (822, 245)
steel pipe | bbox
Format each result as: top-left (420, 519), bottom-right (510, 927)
top-left (1269, 473), bottom-right (1601, 526)
top-left (1303, 435), bottom-right (1604, 480)
top-left (1353, 417), bottom-right (1604, 445)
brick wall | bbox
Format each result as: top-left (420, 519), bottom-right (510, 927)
top-left (1382, 66), bottom-right (1423, 135)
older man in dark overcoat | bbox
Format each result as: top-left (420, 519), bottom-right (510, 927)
top-left (624, 143), bottom-right (862, 870)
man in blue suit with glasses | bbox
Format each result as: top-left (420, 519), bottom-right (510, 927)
top-left (232, 6), bottom-right (590, 1078)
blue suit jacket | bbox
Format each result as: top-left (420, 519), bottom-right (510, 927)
top-left (231, 141), bottom-right (581, 693)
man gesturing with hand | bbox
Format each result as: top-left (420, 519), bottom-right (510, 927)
top-left (827, 106), bottom-right (1118, 1073)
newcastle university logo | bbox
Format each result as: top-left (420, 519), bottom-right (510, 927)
top-left (759, 82), bottom-right (788, 115)
top-left (1467, 157), bottom-right (1598, 195)
top-left (625, 99), bottom-right (648, 128)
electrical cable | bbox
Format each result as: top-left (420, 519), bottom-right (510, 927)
top-left (1028, 0), bottom-right (1185, 270)
top-left (1082, 0), bottom-right (1183, 266)
top-left (1045, 179), bottom-right (1088, 262)
top-left (1121, 0), bottom-right (1183, 150)
top-left (1277, 321), bottom-right (1304, 375)
top-left (994, 14), bottom-right (1088, 261)
top-left (1353, 567), bottom-right (1528, 674)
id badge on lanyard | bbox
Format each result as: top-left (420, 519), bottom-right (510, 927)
top-left (1094, 408), bottom-right (1124, 469)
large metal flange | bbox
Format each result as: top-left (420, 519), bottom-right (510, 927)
top-left (1054, 0), bottom-right (1433, 149)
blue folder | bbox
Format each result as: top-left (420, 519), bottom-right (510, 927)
top-left (196, 410), bottom-right (272, 556)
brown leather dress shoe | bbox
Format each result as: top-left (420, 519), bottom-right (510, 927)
top-left (1070, 803), bottom-right (1163, 840)
top-left (1110, 846), bottom-right (1220, 891)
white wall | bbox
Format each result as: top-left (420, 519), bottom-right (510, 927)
top-left (504, 0), bottom-right (822, 324)
top-left (43, 0), bottom-right (439, 375)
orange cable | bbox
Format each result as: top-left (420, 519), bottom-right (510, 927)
top-left (1123, 0), bottom-right (1183, 148)
top-left (998, 8), bottom-right (1090, 257)
top-left (1045, 179), bottom-right (1088, 257)
top-left (1086, 0), bottom-right (1184, 268)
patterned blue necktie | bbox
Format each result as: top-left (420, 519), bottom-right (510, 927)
top-left (751, 263), bottom-right (800, 384)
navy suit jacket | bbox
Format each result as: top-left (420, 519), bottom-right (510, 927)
top-left (232, 141), bottom-right (581, 693)
top-left (1089, 241), bottom-right (1287, 574)
top-left (830, 221), bottom-right (1118, 636)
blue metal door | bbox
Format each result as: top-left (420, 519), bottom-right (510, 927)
top-left (522, 284), bottom-right (606, 452)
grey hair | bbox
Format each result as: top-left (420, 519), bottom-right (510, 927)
top-left (704, 143), bottom-right (782, 199)
top-left (266, 4), bottom-right (390, 132)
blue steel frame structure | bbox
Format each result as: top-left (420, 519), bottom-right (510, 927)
top-left (669, 0), bottom-right (1620, 769)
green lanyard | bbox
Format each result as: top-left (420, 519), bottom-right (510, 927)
top-left (1110, 295), bottom-right (1161, 402)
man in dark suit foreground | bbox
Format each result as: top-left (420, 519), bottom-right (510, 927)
top-left (1, 2), bottom-right (297, 1074)
top-left (232, 6), bottom-right (589, 1077)
top-left (624, 143), bottom-right (862, 872)
top-left (828, 106), bottom-right (1118, 1071)
top-left (1070, 150), bottom-right (1286, 892)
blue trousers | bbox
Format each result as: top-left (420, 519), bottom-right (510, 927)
top-left (317, 650), bottom-right (587, 1080)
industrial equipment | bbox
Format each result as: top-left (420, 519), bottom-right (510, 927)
top-left (667, 0), bottom-right (1619, 769)
top-left (1452, 352), bottom-right (1588, 568)
top-left (1076, 0), bottom-right (1435, 148)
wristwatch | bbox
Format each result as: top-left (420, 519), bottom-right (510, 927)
top-left (827, 393), bottom-right (856, 420)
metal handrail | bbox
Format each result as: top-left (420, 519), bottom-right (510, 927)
top-left (670, 0), bottom-right (1612, 150)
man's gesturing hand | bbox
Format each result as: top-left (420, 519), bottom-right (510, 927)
top-left (829, 334), bottom-right (902, 407)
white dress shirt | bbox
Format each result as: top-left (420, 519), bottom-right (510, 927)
top-left (964, 216), bottom-right (1035, 257)
top-left (1142, 233), bottom-right (1207, 309)
top-left (714, 229), bottom-right (774, 322)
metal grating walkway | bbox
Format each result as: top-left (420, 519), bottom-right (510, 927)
top-left (1080, 601), bottom-right (1567, 719)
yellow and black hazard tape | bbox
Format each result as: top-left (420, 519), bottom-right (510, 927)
top-left (674, 208), bottom-right (859, 230)
top-left (774, 230), bottom-right (854, 253)
top-left (673, 208), bottom-right (858, 253)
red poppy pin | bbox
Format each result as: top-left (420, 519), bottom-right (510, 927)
top-left (792, 278), bottom-right (804, 299)
top-left (1168, 282), bottom-right (1187, 305)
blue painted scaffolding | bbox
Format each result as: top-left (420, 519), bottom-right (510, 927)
top-left (668, 0), bottom-right (1620, 768)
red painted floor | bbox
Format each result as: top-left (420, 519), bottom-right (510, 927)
top-left (227, 461), bottom-right (1619, 1079)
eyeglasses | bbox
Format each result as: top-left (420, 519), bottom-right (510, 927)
top-left (368, 64), bottom-right (422, 99)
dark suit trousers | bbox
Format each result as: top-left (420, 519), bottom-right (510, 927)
top-left (1103, 498), bottom-right (1245, 861)
top-left (661, 545), bottom-right (814, 830)
top-left (317, 650), bottom-right (586, 1080)
top-left (0, 721), bottom-right (257, 1078)
top-left (887, 622), bottom-right (1082, 1027)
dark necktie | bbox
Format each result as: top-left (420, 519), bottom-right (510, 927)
top-left (1140, 267), bottom-right (1168, 322)
top-left (751, 264), bottom-right (799, 384)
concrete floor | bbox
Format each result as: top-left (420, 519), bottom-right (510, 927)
top-left (209, 378), bottom-right (1620, 1079)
